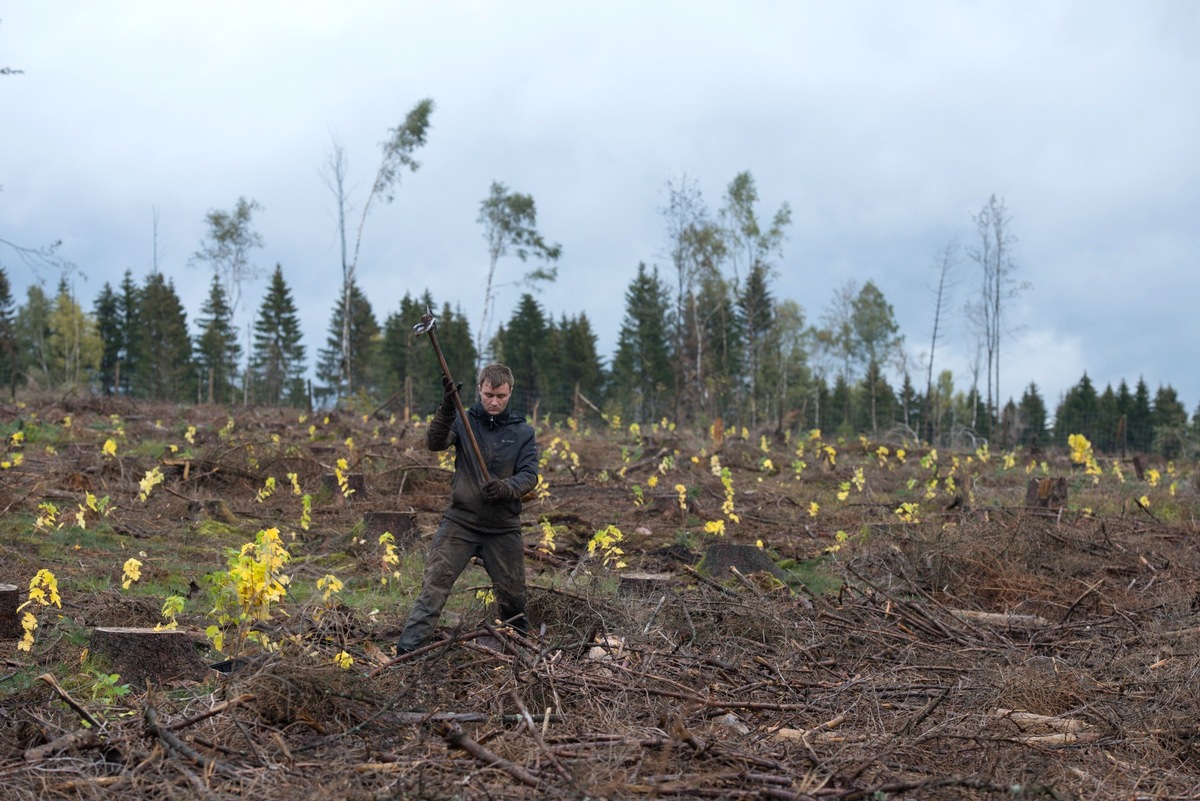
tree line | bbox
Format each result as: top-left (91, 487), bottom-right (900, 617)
top-left (1, 247), bottom-right (1195, 460)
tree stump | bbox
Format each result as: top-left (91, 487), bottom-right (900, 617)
top-left (1131, 455), bottom-right (1146, 481)
top-left (0, 583), bottom-right (21, 640)
top-left (618, 572), bottom-right (675, 598)
top-left (88, 627), bottom-right (209, 687)
top-left (361, 511), bottom-right (418, 545)
top-left (322, 472), bottom-right (366, 501)
top-left (1024, 477), bottom-right (1067, 515)
top-left (699, 543), bottom-right (792, 585)
top-left (644, 493), bottom-right (701, 518)
top-left (191, 498), bottom-right (239, 525)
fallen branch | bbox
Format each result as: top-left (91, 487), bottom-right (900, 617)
top-left (437, 720), bottom-right (543, 789)
top-left (950, 609), bottom-right (1050, 628)
top-left (774, 713), bottom-right (846, 743)
top-left (369, 627), bottom-right (491, 676)
top-left (143, 704), bottom-right (239, 779)
top-left (23, 729), bottom-right (102, 763)
top-left (1015, 730), bottom-right (1101, 747)
top-left (680, 564), bottom-right (738, 597)
top-left (387, 710), bottom-right (567, 725)
top-left (37, 673), bottom-right (101, 728)
top-left (166, 693), bottom-right (256, 732)
top-left (992, 707), bottom-right (1089, 733)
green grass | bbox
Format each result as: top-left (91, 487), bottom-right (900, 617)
top-left (781, 555), bottom-right (843, 596)
top-left (1, 417), bottom-right (71, 447)
top-left (125, 439), bottom-right (176, 458)
top-left (49, 523), bottom-right (126, 552)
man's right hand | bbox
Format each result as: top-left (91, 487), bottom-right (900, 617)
top-left (440, 375), bottom-right (462, 412)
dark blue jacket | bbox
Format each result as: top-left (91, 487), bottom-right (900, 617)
top-left (427, 402), bottom-right (539, 533)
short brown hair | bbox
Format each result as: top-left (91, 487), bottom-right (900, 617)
top-left (477, 363), bottom-right (514, 390)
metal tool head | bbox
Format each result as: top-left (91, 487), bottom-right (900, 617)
top-left (412, 311), bottom-right (438, 335)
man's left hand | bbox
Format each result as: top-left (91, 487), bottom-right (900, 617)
top-left (481, 479), bottom-right (515, 502)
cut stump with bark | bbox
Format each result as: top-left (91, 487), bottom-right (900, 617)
top-left (1024, 477), bottom-right (1068, 514)
top-left (643, 493), bottom-right (702, 518)
top-left (0, 583), bottom-right (21, 640)
top-left (361, 511), bottom-right (417, 544)
top-left (189, 499), bottom-right (239, 525)
top-left (88, 627), bottom-right (209, 687)
top-left (698, 544), bottom-right (792, 585)
top-left (322, 472), bottom-right (366, 501)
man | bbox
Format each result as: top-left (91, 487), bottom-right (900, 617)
top-left (396, 363), bottom-right (539, 653)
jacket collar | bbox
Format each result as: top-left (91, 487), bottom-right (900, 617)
top-left (470, 402), bottom-right (514, 429)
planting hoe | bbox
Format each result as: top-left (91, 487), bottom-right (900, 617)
top-left (412, 312), bottom-right (491, 482)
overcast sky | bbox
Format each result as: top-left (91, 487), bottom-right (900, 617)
top-left (3, 2), bottom-right (1198, 417)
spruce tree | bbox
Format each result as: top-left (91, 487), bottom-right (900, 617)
top-left (315, 280), bottom-right (379, 404)
top-left (1017, 382), bottom-right (1048, 449)
top-left (610, 263), bottom-right (673, 423)
top-left (117, 270), bottom-right (142, 396)
top-left (1130, 378), bottom-right (1153, 451)
top-left (94, 282), bottom-right (122, 395)
top-left (558, 311), bottom-right (605, 415)
top-left (828, 374), bottom-right (854, 436)
top-left (195, 274), bottom-right (241, 404)
top-left (738, 263), bottom-right (777, 427)
top-left (897, 372), bottom-right (922, 434)
top-left (377, 294), bottom-right (474, 415)
top-left (251, 264), bottom-right (307, 407)
top-left (432, 301), bottom-right (476, 400)
top-left (1151, 384), bottom-right (1188, 459)
top-left (1115, 379), bottom-right (1134, 453)
top-left (497, 293), bottom-right (548, 415)
top-left (0, 267), bottom-right (16, 397)
top-left (134, 273), bottom-right (194, 401)
top-left (999, 399), bottom-right (1019, 448)
top-left (1096, 384), bottom-right (1119, 452)
top-left (377, 293), bottom-right (424, 405)
top-left (1054, 373), bottom-right (1098, 445)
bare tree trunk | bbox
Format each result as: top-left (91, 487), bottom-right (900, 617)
top-left (477, 250), bottom-right (500, 366)
top-left (925, 244), bottom-right (957, 442)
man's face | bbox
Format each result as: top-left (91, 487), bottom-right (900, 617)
top-left (479, 381), bottom-right (511, 416)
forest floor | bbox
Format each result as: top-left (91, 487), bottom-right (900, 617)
top-left (2, 393), bottom-right (1200, 800)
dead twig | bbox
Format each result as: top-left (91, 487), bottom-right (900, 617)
top-left (36, 673), bottom-right (101, 728)
top-left (165, 693), bottom-right (256, 732)
top-left (437, 720), bottom-right (544, 789)
top-left (23, 729), bottom-right (102, 763)
top-left (143, 704), bottom-right (239, 779)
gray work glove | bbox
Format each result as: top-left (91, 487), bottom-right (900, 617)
top-left (481, 479), bottom-right (516, 503)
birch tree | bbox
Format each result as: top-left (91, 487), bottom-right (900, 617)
top-left (719, 172), bottom-right (791, 421)
top-left (967, 195), bottom-right (1025, 434)
top-left (924, 243), bottom-right (959, 442)
top-left (192, 197), bottom-right (263, 325)
top-left (476, 181), bottom-right (561, 364)
top-left (661, 174), bottom-right (725, 421)
top-left (325, 98), bottom-right (434, 397)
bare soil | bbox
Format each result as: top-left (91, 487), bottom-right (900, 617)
top-left (2, 395), bottom-right (1199, 800)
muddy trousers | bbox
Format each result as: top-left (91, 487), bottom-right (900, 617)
top-left (397, 517), bottom-right (527, 652)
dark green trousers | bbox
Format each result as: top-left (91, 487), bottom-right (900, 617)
top-left (397, 517), bottom-right (527, 651)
